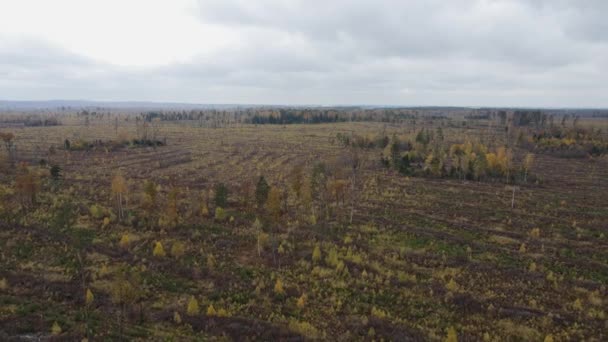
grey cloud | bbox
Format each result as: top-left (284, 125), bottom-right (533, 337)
top-left (1, 1), bottom-right (607, 107)
top-left (195, 0), bottom-right (601, 66)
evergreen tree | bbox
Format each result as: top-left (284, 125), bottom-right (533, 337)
top-left (255, 176), bottom-right (270, 208)
top-left (50, 165), bottom-right (62, 181)
top-left (214, 182), bottom-right (228, 208)
top-left (390, 135), bottom-right (400, 170)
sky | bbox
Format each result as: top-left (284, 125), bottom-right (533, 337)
top-left (0, 0), bottom-right (607, 107)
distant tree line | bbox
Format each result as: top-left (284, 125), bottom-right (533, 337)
top-left (511, 110), bottom-right (548, 128)
top-left (248, 109), bottom-right (419, 124)
top-left (0, 116), bottom-right (60, 127)
top-left (136, 108), bottom-right (421, 126)
top-left (250, 110), bottom-right (347, 124)
top-left (62, 138), bottom-right (165, 152)
top-left (527, 126), bottom-right (607, 158)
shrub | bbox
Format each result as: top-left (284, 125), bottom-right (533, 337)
top-left (201, 203), bottom-right (209, 217)
top-left (266, 187), bottom-right (282, 220)
top-left (187, 296), bottom-right (199, 316)
top-left (207, 304), bottom-right (217, 316)
top-left (257, 232), bottom-right (269, 256)
top-left (274, 278), bottom-right (285, 295)
top-left (207, 254), bottom-right (216, 270)
top-left (371, 306), bottom-right (388, 318)
top-left (173, 311), bottom-right (182, 324)
top-left (325, 247), bottom-right (339, 267)
top-left (312, 244), bottom-right (322, 264)
top-left (215, 207), bottom-right (227, 221)
top-left (153, 241), bottom-right (166, 257)
top-left (588, 290), bottom-right (603, 306)
top-left (519, 243), bottom-right (527, 253)
top-left (51, 198), bottom-right (77, 230)
top-left (445, 326), bottom-right (458, 342)
top-left (85, 288), bottom-right (94, 306)
top-left (51, 321), bottom-right (62, 335)
top-left (171, 241), bottom-right (186, 258)
top-left (445, 278), bottom-right (459, 292)
top-left (573, 298), bottom-right (583, 311)
top-left (89, 204), bottom-right (106, 219)
top-left (530, 228), bottom-right (541, 238)
top-left (109, 275), bottom-right (141, 308)
top-left (288, 320), bottom-right (321, 339)
top-left (335, 261), bottom-right (347, 276)
top-left (119, 234), bottom-right (130, 249)
top-left (297, 293), bottom-right (306, 309)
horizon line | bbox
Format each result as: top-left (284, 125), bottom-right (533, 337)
top-left (1, 99), bottom-right (608, 110)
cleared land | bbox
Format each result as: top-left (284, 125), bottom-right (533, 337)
top-left (1, 111), bottom-right (607, 340)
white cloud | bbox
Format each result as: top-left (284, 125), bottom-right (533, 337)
top-left (0, 0), bottom-right (224, 66)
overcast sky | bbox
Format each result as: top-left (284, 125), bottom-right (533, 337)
top-left (0, 0), bottom-right (607, 107)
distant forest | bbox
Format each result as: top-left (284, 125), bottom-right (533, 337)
top-left (2, 104), bottom-right (608, 129)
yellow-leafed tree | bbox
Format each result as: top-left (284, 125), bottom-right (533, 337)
top-left (153, 241), bottom-right (165, 257)
top-left (51, 321), bottom-right (62, 335)
top-left (523, 153), bottom-right (534, 183)
top-left (187, 296), bottom-right (199, 316)
top-left (111, 174), bottom-right (127, 221)
top-left (207, 304), bottom-right (217, 316)
top-left (274, 278), bottom-right (285, 295)
top-left (312, 244), bottom-right (322, 264)
top-left (85, 288), bottom-right (94, 306)
top-left (266, 187), bottom-right (282, 222)
top-left (119, 234), bottom-right (130, 249)
top-left (297, 293), bottom-right (306, 309)
top-left (445, 326), bottom-right (458, 342)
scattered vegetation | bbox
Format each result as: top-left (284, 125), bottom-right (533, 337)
top-left (0, 107), bottom-right (606, 340)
